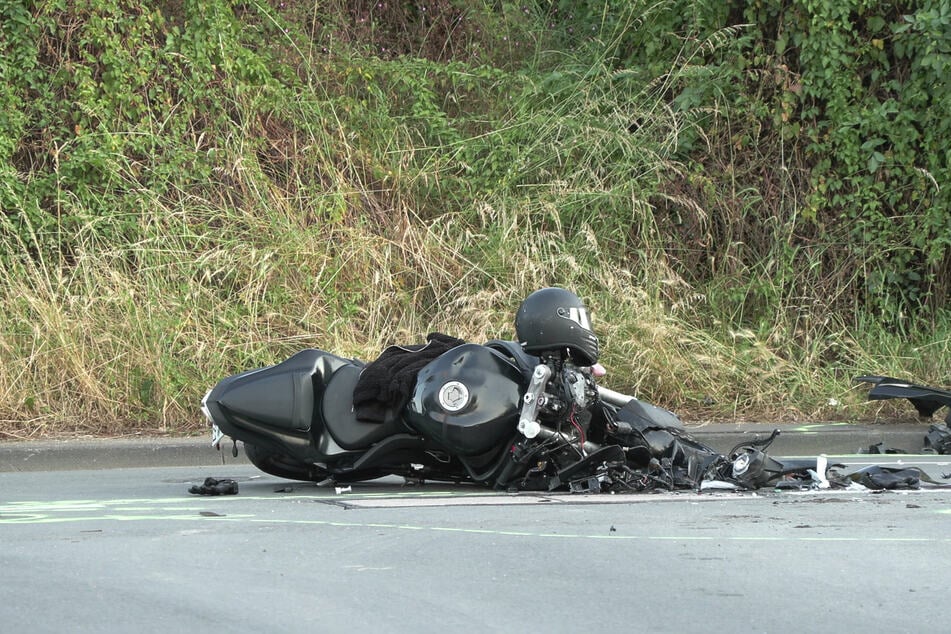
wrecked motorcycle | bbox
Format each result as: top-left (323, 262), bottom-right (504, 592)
top-left (202, 288), bottom-right (820, 493)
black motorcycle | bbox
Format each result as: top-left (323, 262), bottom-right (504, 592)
top-left (202, 288), bottom-right (819, 492)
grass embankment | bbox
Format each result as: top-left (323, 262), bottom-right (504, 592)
top-left (0, 1), bottom-right (947, 439)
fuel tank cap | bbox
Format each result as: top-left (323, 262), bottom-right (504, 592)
top-left (438, 381), bottom-right (470, 412)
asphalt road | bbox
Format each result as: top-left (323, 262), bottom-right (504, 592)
top-left (3, 460), bottom-right (951, 633)
top-left (0, 421), bottom-right (936, 472)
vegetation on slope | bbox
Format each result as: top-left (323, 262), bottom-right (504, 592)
top-left (0, 0), bottom-right (948, 437)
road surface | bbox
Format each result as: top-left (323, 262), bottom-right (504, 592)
top-left (2, 459), bottom-right (950, 633)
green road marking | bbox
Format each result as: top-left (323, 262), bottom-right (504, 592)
top-left (0, 513), bottom-right (256, 524)
top-left (3, 494), bottom-right (951, 543)
top-left (789, 422), bottom-right (855, 434)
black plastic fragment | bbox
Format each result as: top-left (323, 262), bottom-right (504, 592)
top-left (861, 442), bottom-right (908, 455)
top-left (924, 423), bottom-right (951, 455)
top-left (849, 466), bottom-right (920, 490)
top-left (855, 375), bottom-right (951, 421)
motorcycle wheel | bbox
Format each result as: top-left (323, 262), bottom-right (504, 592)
top-left (244, 443), bottom-right (329, 482)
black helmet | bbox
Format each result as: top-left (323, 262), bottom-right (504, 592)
top-left (515, 287), bottom-right (599, 366)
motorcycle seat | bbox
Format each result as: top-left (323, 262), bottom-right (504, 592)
top-left (321, 364), bottom-right (409, 449)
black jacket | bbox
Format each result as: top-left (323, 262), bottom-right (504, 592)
top-left (352, 332), bottom-right (465, 423)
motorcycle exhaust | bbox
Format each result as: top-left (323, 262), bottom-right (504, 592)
top-left (597, 386), bottom-right (634, 407)
top-left (534, 425), bottom-right (603, 455)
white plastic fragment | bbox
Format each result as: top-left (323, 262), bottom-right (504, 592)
top-left (809, 454), bottom-right (830, 489)
top-left (335, 485), bottom-right (352, 494)
top-left (700, 480), bottom-right (740, 491)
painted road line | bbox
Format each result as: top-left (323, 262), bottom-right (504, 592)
top-left (4, 510), bottom-right (950, 544)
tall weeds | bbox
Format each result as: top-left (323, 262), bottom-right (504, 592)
top-left (0, 0), bottom-right (947, 438)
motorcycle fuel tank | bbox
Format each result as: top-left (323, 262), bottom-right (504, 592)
top-left (406, 344), bottom-right (525, 456)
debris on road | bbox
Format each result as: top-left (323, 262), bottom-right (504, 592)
top-left (188, 477), bottom-right (239, 495)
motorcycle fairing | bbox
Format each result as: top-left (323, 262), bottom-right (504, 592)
top-left (483, 339), bottom-right (540, 380)
top-left (856, 375), bottom-right (951, 422)
top-left (205, 348), bottom-right (355, 458)
top-left (611, 399), bottom-right (699, 461)
top-left (216, 350), bottom-right (329, 431)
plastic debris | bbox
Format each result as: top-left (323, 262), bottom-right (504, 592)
top-left (699, 480), bottom-right (740, 491)
top-left (848, 466), bottom-right (921, 490)
top-left (860, 442), bottom-right (908, 455)
top-left (924, 423), bottom-right (951, 454)
top-left (809, 455), bottom-right (830, 489)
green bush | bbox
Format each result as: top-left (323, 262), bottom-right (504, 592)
top-left (0, 0), bottom-right (947, 435)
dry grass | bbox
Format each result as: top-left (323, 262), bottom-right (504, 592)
top-left (4, 182), bottom-right (945, 440)
top-left (1, 1), bottom-right (947, 439)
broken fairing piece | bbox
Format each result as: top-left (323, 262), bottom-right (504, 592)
top-left (924, 423), bottom-right (951, 454)
top-left (700, 480), bottom-right (740, 491)
top-left (861, 442), bottom-right (909, 454)
top-left (856, 375), bottom-right (951, 422)
top-left (848, 465), bottom-right (921, 490)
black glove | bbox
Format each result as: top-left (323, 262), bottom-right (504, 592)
top-left (188, 477), bottom-right (239, 495)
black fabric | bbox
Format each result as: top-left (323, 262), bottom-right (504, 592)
top-left (352, 332), bottom-right (466, 423)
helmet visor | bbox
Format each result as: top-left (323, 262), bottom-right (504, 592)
top-left (564, 306), bottom-right (591, 330)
